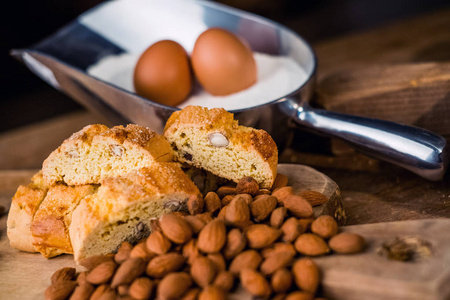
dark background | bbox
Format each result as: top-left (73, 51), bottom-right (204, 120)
top-left (2, 0), bottom-right (449, 133)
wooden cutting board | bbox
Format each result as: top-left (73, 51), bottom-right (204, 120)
top-left (0, 167), bottom-right (449, 300)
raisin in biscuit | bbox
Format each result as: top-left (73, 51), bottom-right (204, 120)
top-left (70, 162), bottom-right (199, 261)
top-left (42, 124), bottom-right (173, 186)
top-left (164, 106), bottom-right (278, 189)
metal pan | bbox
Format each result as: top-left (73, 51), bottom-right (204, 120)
top-left (11, 0), bottom-right (448, 180)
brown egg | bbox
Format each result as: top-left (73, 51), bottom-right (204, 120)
top-left (191, 28), bottom-right (257, 96)
top-left (134, 40), bottom-right (192, 106)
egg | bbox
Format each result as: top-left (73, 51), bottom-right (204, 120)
top-left (191, 28), bottom-right (257, 96)
top-left (134, 40), bottom-right (192, 106)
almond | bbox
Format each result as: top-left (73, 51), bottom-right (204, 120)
top-left (311, 215), bottom-right (338, 239)
top-left (223, 228), bottom-right (247, 260)
top-left (217, 206), bottom-right (227, 220)
top-left (204, 192), bottom-right (221, 214)
top-left (146, 252), bottom-right (186, 278)
top-left (159, 214), bottom-right (193, 244)
top-left (245, 224), bottom-right (282, 249)
top-left (272, 173), bottom-right (288, 190)
top-left (294, 233), bottom-right (330, 256)
top-left (256, 188), bottom-right (271, 195)
top-left (198, 285), bottom-right (226, 300)
top-left (216, 185), bottom-right (237, 198)
top-left (261, 242), bottom-right (296, 259)
top-left (225, 197), bottom-right (250, 228)
top-left (157, 272), bottom-right (192, 300)
top-left (150, 219), bottom-right (162, 232)
top-left (270, 207), bottom-right (287, 228)
top-left (45, 280), bottom-right (77, 300)
top-left (86, 260), bottom-right (117, 285)
top-left (115, 241), bottom-right (133, 264)
top-left (240, 268), bottom-right (271, 297)
top-left (250, 195), bottom-right (277, 222)
top-left (78, 255), bottom-right (114, 271)
top-left (146, 231), bottom-right (172, 255)
top-left (69, 282), bottom-right (95, 300)
top-left (292, 258), bottom-right (320, 294)
top-left (213, 271), bottom-right (235, 292)
top-left (285, 291), bottom-right (315, 300)
top-left (117, 285), bottom-right (129, 296)
top-left (283, 194), bottom-right (314, 218)
top-left (91, 284), bottom-right (116, 300)
top-left (187, 193), bottom-right (204, 215)
top-left (298, 218), bottom-right (315, 232)
top-left (51, 267), bottom-right (76, 284)
top-left (221, 195), bottom-right (235, 206)
top-left (271, 268), bottom-right (292, 293)
top-left (281, 217), bottom-right (303, 243)
top-left (237, 193), bottom-right (253, 205)
top-left (182, 238), bottom-right (200, 264)
top-left (329, 232), bottom-right (366, 254)
top-left (198, 219), bottom-right (227, 253)
top-left (207, 253), bottom-right (226, 272)
top-left (299, 190), bottom-right (328, 206)
top-left (260, 251), bottom-right (295, 275)
top-left (271, 186), bottom-right (293, 204)
top-left (111, 257), bottom-right (146, 287)
top-left (76, 272), bottom-right (88, 285)
top-left (236, 177), bottom-right (259, 196)
top-left (196, 212), bottom-right (213, 224)
top-left (130, 241), bottom-right (154, 261)
top-left (182, 288), bottom-right (201, 300)
top-left (190, 256), bottom-right (217, 288)
top-left (229, 250), bottom-right (262, 275)
top-left (129, 277), bottom-right (153, 300)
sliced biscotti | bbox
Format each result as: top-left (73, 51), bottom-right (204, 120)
top-left (163, 106), bottom-right (278, 189)
top-left (30, 184), bottom-right (97, 258)
top-left (70, 162), bottom-right (200, 261)
top-left (7, 172), bottom-right (49, 253)
top-left (42, 124), bottom-right (173, 186)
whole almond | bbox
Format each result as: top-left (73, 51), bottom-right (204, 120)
top-left (225, 197), bottom-right (251, 228)
top-left (159, 214), bottom-right (193, 244)
top-left (76, 272), bottom-right (88, 285)
top-left (298, 218), bottom-right (315, 232)
top-left (184, 215), bottom-right (206, 234)
top-left (272, 173), bottom-right (288, 190)
top-left (111, 257), bottom-right (146, 287)
top-left (207, 253), bottom-right (226, 272)
top-left (299, 190), bottom-right (329, 206)
top-left (146, 252), bottom-right (186, 278)
top-left (204, 192), bottom-right (221, 214)
top-left (51, 267), bottom-right (76, 284)
top-left (115, 241), bottom-right (133, 264)
top-left (245, 224), bottom-right (282, 249)
top-left (217, 206), bottom-right (228, 220)
top-left (188, 193), bottom-right (204, 215)
top-left (190, 256), bottom-right (217, 288)
top-left (285, 291), bottom-right (314, 300)
top-left (86, 260), bottom-right (117, 285)
top-left (260, 251), bottom-right (295, 275)
top-left (270, 207), bottom-right (287, 228)
top-left (311, 215), bottom-right (338, 239)
top-left (240, 268), bottom-right (271, 297)
top-left (229, 249), bottom-right (262, 275)
top-left (198, 285), bottom-right (226, 300)
top-left (78, 255), bottom-right (114, 271)
top-left (329, 232), bottom-right (366, 254)
top-left (146, 231), bottom-right (172, 255)
top-left (117, 285), bottom-right (129, 296)
top-left (45, 281), bottom-right (77, 300)
top-left (198, 219), bottom-right (227, 253)
top-left (129, 277), bottom-right (153, 300)
top-left (261, 242), bottom-right (296, 258)
top-left (213, 271), bottom-right (235, 292)
top-left (130, 241), bottom-right (154, 261)
top-left (223, 228), bottom-right (247, 260)
top-left (256, 188), bottom-right (271, 195)
top-left (294, 233), bottom-right (330, 256)
top-left (281, 217), bottom-right (303, 243)
top-left (221, 195), bottom-right (235, 206)
top-left (90, 284), bottom-right (115, 300)
top-left (69, 282), bottom-right (95, 300)
top-left (271, 268), bottom-right (292, 293)
top-left (182, 239), bottom-right (200, 264)
top-left (250, 195), bottom-right (277, 222)
top-left (237, 193), bottom-right (253, 205)
top-left (216, 185), bottom-right (237, 198)
top-left (283, 194), bottom-right (314, 218)
top-left (236, 177), bottom-right (259, 196)
top-left (157, 272), bottom-right (192, 300)
top-left (292, 258), bottom-right (320, 294)
top-left (182, 288), bottom-right (200, 300)
top-left (271, 186), bottom-right (293, 204)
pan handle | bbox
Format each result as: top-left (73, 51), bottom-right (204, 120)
top-left (283, 100), bottom-right (448, 180)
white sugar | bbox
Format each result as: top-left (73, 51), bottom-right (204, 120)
top-left (87, 52), bottom-right (308, 111)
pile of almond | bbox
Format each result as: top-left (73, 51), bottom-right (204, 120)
top-left (46, 175), bottom-right (365, 300)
